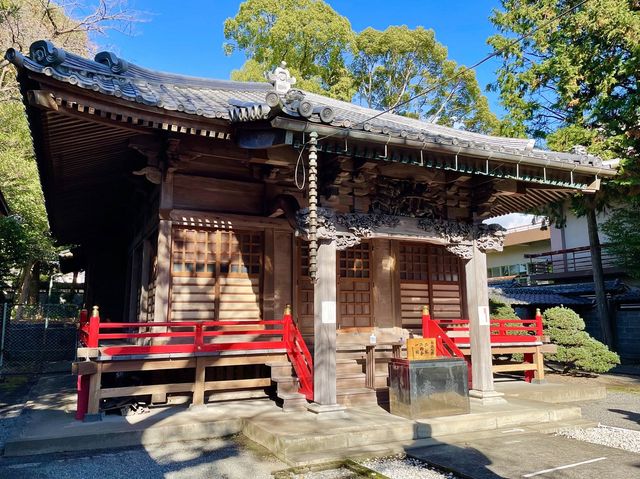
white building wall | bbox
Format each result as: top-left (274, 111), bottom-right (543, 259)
top-left (550, 202), bottom-right (610, 251)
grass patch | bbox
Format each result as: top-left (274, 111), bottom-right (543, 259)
top-left (607, 385), bottom-right (640, 395)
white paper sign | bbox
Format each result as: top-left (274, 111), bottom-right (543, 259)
top-left (478, 306), bottom-right (490, 326)
top-left (321, 301), bottom-right (336, 324)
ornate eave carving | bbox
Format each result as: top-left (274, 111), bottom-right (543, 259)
top-left (229, 63), bottom-right (335, 125)
top-left (296, 208), bottom-right (505, 258)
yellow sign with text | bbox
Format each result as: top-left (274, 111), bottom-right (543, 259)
top-left (407, 338), bottom-right (437, 360)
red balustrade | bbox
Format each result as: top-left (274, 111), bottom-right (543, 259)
top-left (76, 305), bottom-right (314, 410)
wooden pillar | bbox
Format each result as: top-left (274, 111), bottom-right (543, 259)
top-left (153, 219), bottom-right (172, 323)
top-left (310, 240), bottom-right (339, 408)
top-left (154, 172), bottom-right (173, 324)
top-left (192, 357), bottom-right (206, 407)
top-left (86, 363), bottom-right (103, 421)
top-left (464, 241), bottom-right (504, 403)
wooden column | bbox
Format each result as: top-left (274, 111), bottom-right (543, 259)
top-left (311, 240), bottom-right (339, 407)
top-left (464, 241), bottom-right (504, 403)
top-left (153, 171), bottom-right (173, 324)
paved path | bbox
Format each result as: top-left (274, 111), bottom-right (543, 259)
top-left (410, 429), bottom-right (640, 479)
top-left (0, 436), bottom-right (287, 479)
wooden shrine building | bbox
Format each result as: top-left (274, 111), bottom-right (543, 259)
top-left (6, 41), bottom-right (616, 417)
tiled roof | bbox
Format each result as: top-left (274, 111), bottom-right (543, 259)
top-left (489, 288), bottom-right (592, 306)
top-left (5, 40), bottom-right (614, 172)
top-left (506, 280), bottom-right (625, 296)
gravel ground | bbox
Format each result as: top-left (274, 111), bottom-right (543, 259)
top-left (0, 436), bottom-right (287, 479)
top-left (360, 455), bottom-right (460, 479)
top-left (576, 392), bottom-right (640, 431)
top-left (556, 425), bottom-right (640, 454)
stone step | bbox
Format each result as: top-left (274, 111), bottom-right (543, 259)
top-left (268, 361), bottom-right (293, 378)
top-left (278, 392), bottom-right (309, 412)
top-left (245, 401), bottom-right (583, 465)
top-left (272, 376), bottom-right (300, 395)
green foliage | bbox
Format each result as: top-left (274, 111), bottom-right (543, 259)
top-left (489, 0), bottom-right (640, 165)
top-left (543, 306), bottom-right (619, 373)
top-left (602, 199), bottom-right (640, 278)
top-left (224, 0), bottom-right (356, 101)
top-left (489, 299), bottom-right (519, 320)
top-left (225, 0), bottom-right (499, 132)
top-left (351, 25), bottom-right (498, 132)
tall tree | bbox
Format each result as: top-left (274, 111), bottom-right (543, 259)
top-left (489, 0), bottom-right (640, 347)
top-left (352, 25), bottom-right (499, 133)
top-left (0, 0), bottom-right (139, 301)
top-left (225, 1), bottom-right (499, 133)
top-left (224, 0), bottom-right (356, 100)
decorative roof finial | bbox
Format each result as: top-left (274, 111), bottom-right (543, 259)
top-left (267, 61), bottom-right (296, 95)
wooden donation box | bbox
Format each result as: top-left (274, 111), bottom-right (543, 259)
top-left (389, 340), bottom-right (469, 419)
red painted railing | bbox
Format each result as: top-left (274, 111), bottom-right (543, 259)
top-left (76, 306), bottom-right (314, 400)
top-left (421, 306), bottom-right (471, 385)
top-left (424, 311), bottom-right (543, 346)
top-left (283, 306), bottom-right (314, 401)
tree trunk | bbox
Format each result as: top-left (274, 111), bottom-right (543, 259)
top-left (586, 201), bottom-right (614, 347)
top-left (16, 260), bottom-right (35, 321)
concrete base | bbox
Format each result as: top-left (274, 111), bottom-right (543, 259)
top-left (468, 389), bottom-right (507, 405)
top-left (306, 403), bottom-right (347, 419)
top-left (4, 374), bottom-right (589, 466)
top-left (495, 380), bottom-right (607, 403)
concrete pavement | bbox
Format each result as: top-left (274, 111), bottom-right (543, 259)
top-left (410, 428), bottom-right (640, 479)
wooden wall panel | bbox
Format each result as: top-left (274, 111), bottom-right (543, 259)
top-left (173, 175), bottom-right (264, 215)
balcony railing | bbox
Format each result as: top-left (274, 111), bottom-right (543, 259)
top-left (525, 244), bottom-right (618, 276)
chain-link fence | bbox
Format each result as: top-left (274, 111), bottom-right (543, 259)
top-left (0, 303), bottom-right (79, 375)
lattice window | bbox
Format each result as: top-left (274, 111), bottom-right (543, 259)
top-left (339, 243), bottom-right (370, 278)
top-left (399, 244), bottom-right (429, 281)
top-left (172, 229), bottom-right (261, 278)
top-left (172, 228), bottom-right (216, 277)
top-left (220, 231), bottom-right (261, 276)
top-left (429, 247), bottom-right (459, 282)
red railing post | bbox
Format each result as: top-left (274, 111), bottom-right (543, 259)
top-left (535, 308), bottom-right (543, 336)
top-left (87, 306), bottom-right (100, 348)
top-left (283, 304), bottom-right (292, 351)
top-left (195, 323), bottom-right (203, 352)
top-left (75, 374), bottom-right (89, 420)
top-left (421, 305), bottom-right (431, 338)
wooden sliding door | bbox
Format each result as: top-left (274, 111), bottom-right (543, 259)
top-left (170, 227), bottom-right (262, 322)
top-left (398, 242), bottom-right (464, 333)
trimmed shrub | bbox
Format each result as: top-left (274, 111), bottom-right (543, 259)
top-left (543, 306), bottom-right (619, 373)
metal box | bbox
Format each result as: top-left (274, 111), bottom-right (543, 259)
top-left (388, 358), bottom-right (470, 419)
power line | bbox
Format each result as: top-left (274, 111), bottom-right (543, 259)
top-left (312, 0), bottom-right (591, 144)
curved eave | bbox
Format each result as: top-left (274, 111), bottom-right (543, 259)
top-left (269, 117), bottom-right (616, 180)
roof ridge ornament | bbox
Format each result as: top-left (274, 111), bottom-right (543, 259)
top-left (266, 61), bottom-right (296, 94)
top-left (29, 40), bottom-right (66, 67)
top-left (95, 51), bottom-right (129, 74)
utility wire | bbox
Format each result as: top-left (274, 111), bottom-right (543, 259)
top-left (310, 0), bottom-right (591, 144)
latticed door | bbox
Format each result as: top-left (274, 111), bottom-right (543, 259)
top-left (337, 242), bottom-right (373, 328)
top-left (170, 227), bottom-right (262, 322)
top-left (398, 242), bottom-right (464, 333)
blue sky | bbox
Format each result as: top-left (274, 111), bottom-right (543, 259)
top-left (100, 0), bottom-right (529, 228)
top-left (102, 0), bottom-right (505, 112)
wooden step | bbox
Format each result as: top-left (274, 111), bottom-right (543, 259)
top-left (336, 359), bottom-right (364, 375)
top-left (336, 387), bottom-right (379, 407)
